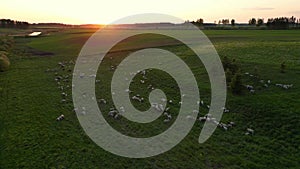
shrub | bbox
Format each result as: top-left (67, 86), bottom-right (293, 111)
top-left (225, 68), bottom-right (232, 83)
top-left (0, 52), bottom-right (10, 71)
top-left (230, 71), bottom-right (243, 94)
top-left (223, 56), bottom-right (231, 70)
top-left (280, 61), bottom-right (286, 73)
top-left (0, 37), bottom-right (14, 51)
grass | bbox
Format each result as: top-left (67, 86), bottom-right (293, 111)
top-left (0, 29), bottom-right (299, 168)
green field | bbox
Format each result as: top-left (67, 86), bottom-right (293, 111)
top-left (0, 29), bottom-right (299, 168)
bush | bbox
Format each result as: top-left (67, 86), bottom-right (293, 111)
top-left (225, 68), bottom-right (233, 83)
top-left (280, 61), bottom-right (286, 73)
top-left (0, 37), bottom-right (14, 51)
top-left (230, 71), bottom-right (243, 94)
top-left (0, 52), bottom-right (10, 71)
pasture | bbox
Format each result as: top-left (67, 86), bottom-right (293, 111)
top-left (0, 28), bottom-right (299, 168)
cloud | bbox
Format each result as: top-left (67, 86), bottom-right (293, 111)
top-left (242, 7), bottom-right (275, 11)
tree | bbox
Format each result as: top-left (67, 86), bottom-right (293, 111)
top-left (267, 16), bottom-right (297, 29)
top-left (249, 18), bottom-right (257, 25)
top-left (196, 18), bottom-right (204, 25)
top-left (221, 19), bottom-right (230, 25)
top-left (257, 18), bottom-right (264, 26)
top-left (231, 19), bottom-right (235, 26)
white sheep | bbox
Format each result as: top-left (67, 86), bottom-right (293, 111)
top-left (98, 99), bottom-right (107, 104)
top-left (186, 115), bottom-right (196, 120)
top-left (246, 128), bottom-right (254, 135)
top-left (56, 114), bottom-right (65, 121)
top-left (199, 116), bottom-right (207, 121)
top-left (246, 85), bottom-right (254, 90)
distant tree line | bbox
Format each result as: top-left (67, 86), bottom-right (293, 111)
top-left (266, 16), bottom-right (298, 29)
top-left (0, 19), bottom-right (29, 29)
top-left (189, 16), bottom-right (300, 30)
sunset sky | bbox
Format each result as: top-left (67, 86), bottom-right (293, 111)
top-left (1, 0), bottom-right (299, 24)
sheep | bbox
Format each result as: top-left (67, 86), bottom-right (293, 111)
top-left (158, 104), bottom-right (164, 111)
top-left (79, 73), bottom-right (85, 78)
top-left (212, 120), bottom-right (219, 125)
top-left (264, 84), bottom-right (269, 88)
top-left (164, 119), bottom-right (170, 123)
top-left (199, 116), bottom-right (206, 121)
top-left (246, 85), bottom-right (254, 90)
top-left (98, 99), bottom-right (107, 104)
top-left (169, 100), bottom-right (173, 103)
top-left (147, 84), bottom-right (153, 89)
top-left (250, 89), bottom-right (255, 94)
top-left (58, 62), bottom-right (65, 68)
top-left (245, 72), bottom-right (249, 75)
top-left (161, 98), bottom-right (167, 102)
top-left (141, 70), bottom-right (146, 75)
top-left (186, 115), bottom-right (196, 120)
top-left (73, 108), bottom-right (78, 112)
top-left (130, 72), bottom-right (136, 76)
top-left (223, 126), bottom-right (228, 131)
top-left (56, 114), bottom-right (65, 121)
top-left (276, 84), bottom-right (293, 89)
top-left (246, 128), bottom-right (254, 135)
top-left (110, 65), bottom-right (115, 70)
top-left (205, 114), bottom-right (212, 118)
top-left (132, 95), bottom-right (144, 102)
top-left (119, 106), bottom-right (125, 114)
top-left (114, 113), bottom-right (120, 119)
top-left (222, 107), bottom-right (229, 113)
top-left (206, 105), bottom-right (210, 109)
top-left (55, 76), bottom-right (62, 81)
top-left (61, 92), bottom-right (67, 97)
top-left (125, 89), bottom-right (131, 93)
top-left (108, 109), bottom-right (118, 117)
top-left (163, 113), bottom-right (172, 123)
top-left (267, 80), bottom-right (271, 84)
top-left (151, 103), bottom-right (162, 112)
top-left (140, 80), bottom-right (145, 84)
top-left (200, 100), bottom-right (204, 105)
top-left (229, 121), bottom-right (235, 126)
top-left (192, 110), bottom-right (199, 114)
top-left (283, 84), bottom-right (293, 89)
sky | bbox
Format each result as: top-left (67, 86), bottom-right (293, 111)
top-left (1, 0), bottom-right (299, 24)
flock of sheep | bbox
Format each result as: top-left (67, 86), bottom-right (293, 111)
top-left (244, 72), bottom-right (293, 93)
top-left (48, 61), bottom-right (294, 136)
top-left (46, 60), bottom-right (74, 121)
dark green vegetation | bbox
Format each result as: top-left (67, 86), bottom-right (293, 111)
top-left (0, 37), bottom-right (13, 72)
top-left (0, 29), bottom-right (299, 168)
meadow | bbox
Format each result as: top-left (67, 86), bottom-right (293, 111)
top-left (0, 28), bottom-right (299, 168)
